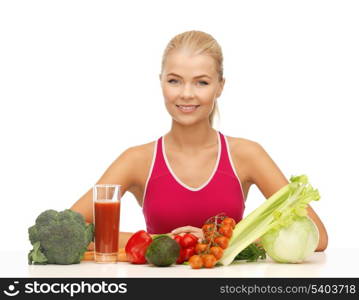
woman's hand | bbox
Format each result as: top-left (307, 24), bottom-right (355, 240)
top-left (170, 226), bottom-right (204, 242)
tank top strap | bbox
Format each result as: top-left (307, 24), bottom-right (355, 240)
top-left (149, 136), bottom-right (169, 180)
top-left (217, 131), bottom-right (240, 180)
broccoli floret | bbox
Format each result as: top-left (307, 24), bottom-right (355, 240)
top-left (28, 209), bottom-right (94, 265)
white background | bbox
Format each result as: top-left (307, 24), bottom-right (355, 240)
top-left (0, 0), bottom-right (358, 252)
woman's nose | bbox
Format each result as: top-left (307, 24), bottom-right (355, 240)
top-left (180, 83), bottom-right (195, 99)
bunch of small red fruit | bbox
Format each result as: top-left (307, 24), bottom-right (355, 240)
top-left (173, 214), bottom-right (236, 269)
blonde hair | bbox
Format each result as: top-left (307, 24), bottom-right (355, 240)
top-left (160, 30), bottom-right (224, 127)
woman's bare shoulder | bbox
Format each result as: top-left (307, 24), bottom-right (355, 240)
top-left (126, 140), bottom-right (156, 163)
top-left (226, 136), bottom-right (264, 159)
top-left (128, 140), bottom-right (157, 174)
top-left (225, 135), bottom-right (269, 188)
top-left (129, 141), bottom-right (158, 199)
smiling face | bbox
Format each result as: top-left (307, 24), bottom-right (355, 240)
top-left (160, 50), bottom-right (225, 126)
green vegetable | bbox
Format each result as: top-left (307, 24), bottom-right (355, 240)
top-left (27, 241), bottom-right (48, 265)
top-left (261, 215), bottom-right (319, 263)
top-left (145, 236), bottom-right (180, 267)
top-left (234, 242), bottom-right (266, 262)
top-left (152, 234), bottom-right (171, 240)
top-left (28, 209), bottom-right (94, 265)
top-left (219, 175), bottom-right (320, 266)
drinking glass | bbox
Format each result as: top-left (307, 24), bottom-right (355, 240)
top-left (93, 184), bottom-right (121, 263)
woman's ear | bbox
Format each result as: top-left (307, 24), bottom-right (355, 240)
top-left (159, 73), bottom-right (163, 87)
top-left (159, 73), bottom-right (163, 82)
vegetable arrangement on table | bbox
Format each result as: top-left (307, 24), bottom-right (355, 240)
top-left (28, 174), bottom-right (321, 269)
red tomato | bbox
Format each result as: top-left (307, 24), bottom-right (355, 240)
top-left (218, 224), bottom-right (233, 238)
top-left (180, 233), bottom-right (198, 248)
top-left (176, 248), bottom-right (186, 264)
top-left (189, 255), bottom-right (203, 269)
top-left (182, 246), bottom-right (196, 261)
top-left (195, 243), bottom-right (208, 254)
top-left (214, 236), bottom-right (229, 249)
top-left (210, 246), bottom-right (224, 260)
top-left (173, 235), bottom-right (183, 246)
top-left (202, 254), bottom-right (217, 268)
top-left (202, 223), bottom-right (215, 233)
top-left (222, 217), bottom-right (236, 228)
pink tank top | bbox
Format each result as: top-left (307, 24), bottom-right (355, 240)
top-left (142, 131), bottom-right (245, 234)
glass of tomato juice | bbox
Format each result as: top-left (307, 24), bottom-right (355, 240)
top-left (93, 184), bottom-right (121, 263)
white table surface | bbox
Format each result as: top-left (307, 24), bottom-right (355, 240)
top-left (1, 248), bottom-right (358, 278)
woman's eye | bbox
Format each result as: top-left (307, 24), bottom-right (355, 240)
top-left (199, 81), bottom-right (208, 86)
top-left (168, 79), bottom-right (178, 84)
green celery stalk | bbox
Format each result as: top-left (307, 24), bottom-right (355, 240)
top-left (218, 175), bottom-right (320, 266)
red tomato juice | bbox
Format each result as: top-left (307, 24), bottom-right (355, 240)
top-left (94, 201), bottom-right (120, 253)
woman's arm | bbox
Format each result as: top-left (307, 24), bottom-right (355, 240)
top-left (244, 141), bottom-right (328, 252)
top-left (70, 147), bottom-right (137, 222)
top-left (70, 147), bottom-right (141, 248)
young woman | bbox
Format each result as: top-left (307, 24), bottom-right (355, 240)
top-left (71, 30), bottom-right (328, 251)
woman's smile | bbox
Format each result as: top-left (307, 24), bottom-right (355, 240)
top-left (176, 104), bottom-right (200, 113)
